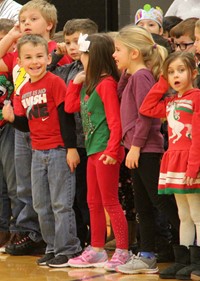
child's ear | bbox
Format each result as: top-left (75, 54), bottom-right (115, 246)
top-left (193, 69), bottom-right (198, 80)
top-left (47, 53), bottom-right (52, 65)
top-left (130, 49), bottom-right (139, 60)
top-left (47, 22), bottom-right (53, 33)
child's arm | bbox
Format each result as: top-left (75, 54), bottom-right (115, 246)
top-left (0, 23), bottom-right (22, 72)
top-left (65, 71), bottom-right (85, 113)
top-left (57, 102), bottom-right (80, 172)
top-left (185, 91), bottom-right (200, 184)
top-left (2, 103), bottom-right (29, 131)
top-left (117, 70), bottom-right (131, 100)
top-left (139, 75), bottom-right (170, 118)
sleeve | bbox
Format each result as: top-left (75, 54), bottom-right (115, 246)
top-left (97, 79), bottom-right (122, 160)
top-left (165, 0), bottom-right (179, 16)
top-left (12, 115), bottom-right (29, 132)
top-left (47, 51), bottom-right (64, 72)
top-left (2, 52), bottom-right (15, 74)
top-left (186, 93), bottom-right (200, 178)
top-left (139, 75), bottom-right (170, 119)
top-left (65, 80), bottom-right (82, 113)
top-left (57, 102), bottom-right (77, 148)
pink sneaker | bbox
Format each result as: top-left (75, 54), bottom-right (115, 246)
top-left (68, 245), bottom-right (108, 268)
top-left (104, 248), bottom-right (131, 272)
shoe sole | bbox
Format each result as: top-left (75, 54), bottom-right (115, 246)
top-left (116, 267), bottom-right (159, 274)
top-left (68, 261), bottom-right (108, 268)
top-left (48, 262), bottom-right (69, 268)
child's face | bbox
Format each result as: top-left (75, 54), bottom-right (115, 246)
top-left (80, 52), bottom-right (89, 72)
top-left (194, 26), bottom-right (200, 54)
top-left (167, 58), bottom-right (196, 96)
top-left (64, 32), bottom-right (82, 61)
top-left (18, 43), bottom-right (51, 82)
top-left (113, 39), bottom-right (132, 72)
top-left (172, 35), bottom-right (195, 54)
top-left (137, 19), bottom-right (163, 35)
top-left (19, 9), bottom-right (53, 40)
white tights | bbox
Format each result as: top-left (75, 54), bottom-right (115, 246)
top-left (175, 193), bottom-right (200, 247)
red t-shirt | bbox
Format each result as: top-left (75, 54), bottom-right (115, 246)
top-left (17, 71), bottom-right (67, 150)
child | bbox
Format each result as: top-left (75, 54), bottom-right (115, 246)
top-left (65, 33), bottom-right (130, 272)
top-left (0, 0), bottom-right (73, 257)
top-left (162, 16), bottom-right (182, 39)
top-left (48, 18), bottom-right (98, 249)
top-left (0, 17), bottom-right (20, 250)
top-left (140, 51), bottom-right (200, 280)
top-left (3, 34), bottom-right (82, 267)
top-left (170, 17), bottom-right (198, 53)
top-left (112, 24), bottom-right (180, 275)
top-left (135, 4), bottom-right (163, 35)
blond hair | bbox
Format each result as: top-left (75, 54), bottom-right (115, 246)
top-left (19, 0), bottom-right (57, 38)
top-left (115, 25), bottom-right (168, 80)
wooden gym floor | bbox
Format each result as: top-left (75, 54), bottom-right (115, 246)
top-left (0, 253), bottom-right (177, 281)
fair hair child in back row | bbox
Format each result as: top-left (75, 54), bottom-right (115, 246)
top-left (65, 33), bottom-right (129, 272)
top-left (3, 34), bottom-right (82, 267)
top-left (0, 0), bottom-right (79, 264)
top-left (112, 24), bottom-right (180, 275)
top-left (140, 52), bottom-right (200, 280)
top-left (48, 18), bottom-right (98, 249)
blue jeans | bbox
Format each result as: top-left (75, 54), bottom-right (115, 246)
top-left (31, 148), bottom-right (81, 256)
top-left (14, 130), bottom-right (42, 241)
top-left (0, 124), bottom-right (22, 231)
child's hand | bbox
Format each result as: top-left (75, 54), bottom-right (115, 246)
top-left (99, 154), bottom-right (117, 165)
top-left (56, 42), bottom-right (68, 55)
top-left (183, 175), bottom-right (195, 186)
top-left (9, 22), bottom-right (22, 41)
top-left (2, 103), bottom-right (15, 122)
top-left (66, 148), bottom-right (80, 172)
top-left (73, 71), bottom-right (86, 84)
top-left (125, 145), bottom-right (141, 169)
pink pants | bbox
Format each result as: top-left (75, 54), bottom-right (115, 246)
top-left (87, 147), bottom-right (128, 249)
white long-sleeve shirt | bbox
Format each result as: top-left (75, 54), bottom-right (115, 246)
top-left (0, 0), bottom-right (22, 22)
top-left (165, 0), bottom-right (200, 19)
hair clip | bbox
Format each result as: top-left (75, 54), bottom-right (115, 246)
top-left (78, 33), bottom-right (90, 52)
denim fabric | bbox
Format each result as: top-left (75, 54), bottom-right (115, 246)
top-left (0, 124), bottom-right (22, 231)
top-left (31, 148), bottom-right (81, 256)
top-left (14, 130), bottom-right (42, 241)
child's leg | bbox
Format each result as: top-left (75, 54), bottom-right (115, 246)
top-left (95, 148), bottom-right (128, 250)
top-left (186, 194), bottom-right (200, 246)
top-left (87, 154), bottom-right (107, 248)
top-left (174, 194), bottom-right (195, 246)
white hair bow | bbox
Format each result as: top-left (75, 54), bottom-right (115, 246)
top-left (78, 33), bottom-right (90, 52)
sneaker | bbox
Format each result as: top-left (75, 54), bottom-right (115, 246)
top-left (68, 245), bottom-right (108, 268)
top-left (6, 233), bottom-right (46, 256)
top-left (0, 231), bottom-right (10, 247)
top-left (37, 253), bottom-right (55, 266)
top-left (104, 249), bottom-right (131, 272)
top-left (47, 255), bottom-right (69, 268)
top-left (116, 253), bottom-right (159, 274)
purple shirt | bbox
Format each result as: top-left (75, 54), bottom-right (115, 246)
top-left (119, 69), bottom-right (164, 153)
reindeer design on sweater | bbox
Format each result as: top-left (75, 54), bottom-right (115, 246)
top-left (167, 102), bottom-right (192, 143)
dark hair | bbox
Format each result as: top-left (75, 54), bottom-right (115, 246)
top-left (163, 16), bottom-right (183, 33)
top-left (63, 18), bottom-right (98, 36)
top-left (17, 34), bottom-right (48, 57)
top-left (152, 33), bottom-right (173, 54)
top-left (84, 33), bottom-right (119, 96)
top-left (163, 51), bottom-right (196, 80)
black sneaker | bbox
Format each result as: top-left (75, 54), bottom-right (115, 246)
top-left (37, 253), bottom-right (55, 266)
top-left (5, 232), bottom-right (46, 256)
top-left (47, 255), bottom-right (69, 268)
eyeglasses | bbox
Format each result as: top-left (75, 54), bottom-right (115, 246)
top-left (173, 42), bottom-right (194, 51)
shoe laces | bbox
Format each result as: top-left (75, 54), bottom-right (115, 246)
top-left (14, 234), bottom-right (30, 245)
top-left (110, 249), bottom-right (129, 263)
